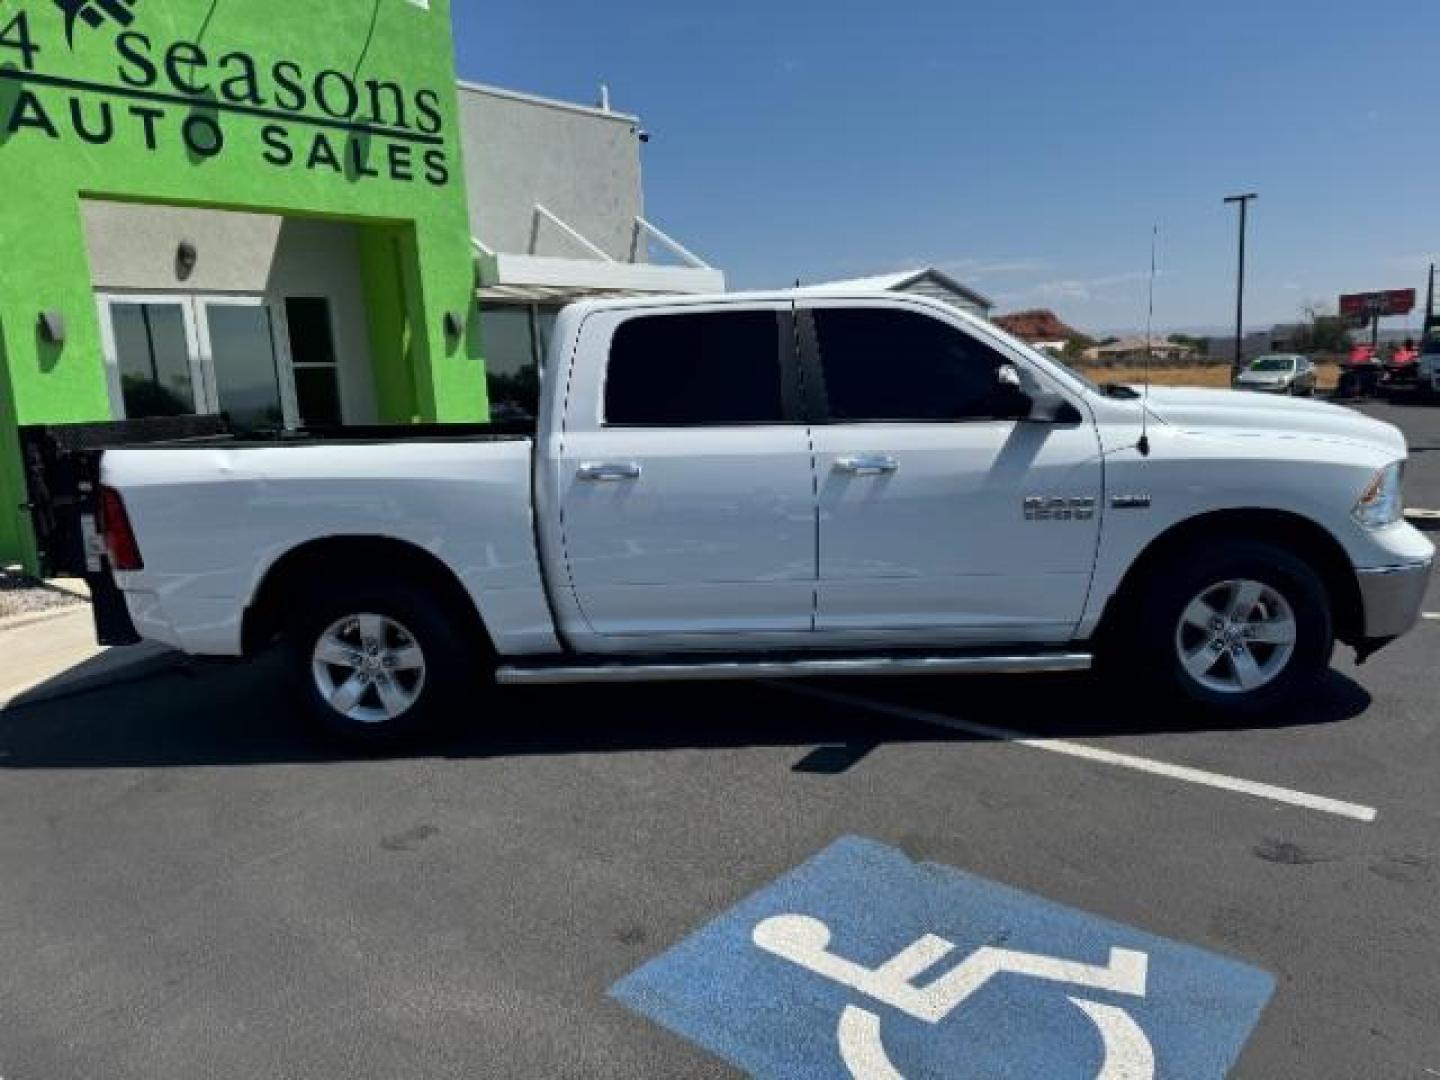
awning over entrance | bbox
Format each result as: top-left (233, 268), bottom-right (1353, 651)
top-left (473, 206), bottom-right (726, 299)
top-left (476, 283), bottom-right (645, 304)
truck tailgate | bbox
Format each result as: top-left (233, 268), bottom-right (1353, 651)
top-left (20, 417), bottom-right (232, 645)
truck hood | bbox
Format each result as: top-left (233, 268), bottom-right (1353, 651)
top-left (1140, 386), bottom-right (1407, 457)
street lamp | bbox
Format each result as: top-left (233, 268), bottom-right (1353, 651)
top-left (1224, 193), bottom-right (1258, 378)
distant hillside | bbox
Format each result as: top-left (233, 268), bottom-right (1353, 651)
top-left (994, 309), bottom-right (1081, 341)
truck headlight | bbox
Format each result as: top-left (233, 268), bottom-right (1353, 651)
top-left (1353, 462), bottom-right (1405, 529)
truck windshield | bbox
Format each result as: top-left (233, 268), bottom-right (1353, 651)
top-left (1046, 355), bottom-right (1101, 394)
top-left (1250, 356), bottom-right (1295, 372)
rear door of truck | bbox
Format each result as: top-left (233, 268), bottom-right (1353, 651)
top-left (552, 301), bottom-right (817, 646)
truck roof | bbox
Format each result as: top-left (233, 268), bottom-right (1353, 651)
top-left (560, 288), bottom-right (980, 320)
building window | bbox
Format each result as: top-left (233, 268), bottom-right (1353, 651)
top-left (483, 303), bottom-right (562, 423)
top-left (285, 297), bottom-right (342, 428)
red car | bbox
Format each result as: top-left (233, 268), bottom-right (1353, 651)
top-left (1345, 344), bottom-right (1380, 368)
top-left (1337, 344), bottom-right (1382, 396)
top-left (1381, 341), bottom-right (1421, 392)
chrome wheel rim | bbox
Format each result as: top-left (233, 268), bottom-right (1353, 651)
top-left (1174, 579), bottom-right (1297, 695)
top-left (311, 614), bottom-right (426, 724)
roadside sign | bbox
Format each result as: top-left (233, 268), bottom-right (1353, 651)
top-left (613, 837), bottom-right (1274, 1079)
top-left (1340, 289), bottom-right (1417, 320)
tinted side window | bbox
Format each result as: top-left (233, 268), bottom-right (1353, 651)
top-left (812, 308), bottom-right (1008, 422)
top-left (606, 311), bottom-right (785, 426)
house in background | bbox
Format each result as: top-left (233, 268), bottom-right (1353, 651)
top-left (802, 268), bottom-right (994, 320)
top-left (992, 309), bottom-right (1081, 354)
top-left (1083, 337), bottom-right (1198, 363)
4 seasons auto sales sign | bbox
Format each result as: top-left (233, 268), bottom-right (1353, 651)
top-left (0, 0), bottom-right (453, 186)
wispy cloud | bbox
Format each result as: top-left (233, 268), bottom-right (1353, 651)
top-left (934, 257), bottom-right (1053, 281)
top-left (823, 255), bottom-right (1052, 284)
top-left (994, 270), bottom-right (1173, 307)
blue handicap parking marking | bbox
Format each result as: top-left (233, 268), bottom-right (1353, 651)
top-left (612, 837), bottom-right (1274, 1079)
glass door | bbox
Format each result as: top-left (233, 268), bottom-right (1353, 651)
top-left (98, 296), bottom-right (206, 421)
top-left (99, 294), bottom-right (298, 431)
top-left (194, 297), bottom-right (297, 432)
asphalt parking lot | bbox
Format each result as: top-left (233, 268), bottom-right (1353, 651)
top-left (1, 399), bottom-right (1438, 1080)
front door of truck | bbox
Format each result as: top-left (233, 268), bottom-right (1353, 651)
top-left (554, 302), bottom-right (816, 647)
top-left (800, 300), bottom-right (1104, 644)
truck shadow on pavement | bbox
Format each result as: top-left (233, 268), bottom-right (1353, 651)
top-left (0, 650), bottom-right (1373, 772)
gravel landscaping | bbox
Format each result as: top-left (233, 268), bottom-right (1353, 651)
top-left (0, 568), bottom-right (87, 621)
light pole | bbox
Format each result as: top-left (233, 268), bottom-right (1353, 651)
top-left (1224, 193), bottom-right (1258, 377)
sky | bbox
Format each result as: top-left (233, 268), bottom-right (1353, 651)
top-left (452, 1), bottom-right (1439, 335)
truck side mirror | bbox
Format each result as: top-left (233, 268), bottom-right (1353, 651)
top-left (991, 364), bottom-right (1032, 420)
top-left (993, 364), bottom-right (1081, 424)
top-left (1025, 390), bottom-right (1082, 424)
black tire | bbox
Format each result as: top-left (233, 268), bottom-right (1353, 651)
top-left (1129, 540), bottom-right (1333, 716)
top-left (283, 575), bottom-right (474, 747)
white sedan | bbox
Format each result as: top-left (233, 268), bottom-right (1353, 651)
top-left (1235, 354), bottom-right (1318, 396)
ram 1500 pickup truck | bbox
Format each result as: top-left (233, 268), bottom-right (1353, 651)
top-left (60, 291), bottom-right (1435, 742)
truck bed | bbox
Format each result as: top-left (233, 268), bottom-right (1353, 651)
top-left (18, 417), bottom-right (541, 647)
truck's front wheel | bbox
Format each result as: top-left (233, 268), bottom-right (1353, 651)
top-left (284, 578), bottom-right (470, 746)
top-left (1134, 540), bottom-right (1334, 715)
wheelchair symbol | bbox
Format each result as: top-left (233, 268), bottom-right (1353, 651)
top-left (753, 914), bottom-right (1155, 1080)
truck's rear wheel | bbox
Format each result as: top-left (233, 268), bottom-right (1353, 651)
top-left (1133, 540), bottom-right (1333, 715)
top-left (284, 578), bottom-right (470, 746)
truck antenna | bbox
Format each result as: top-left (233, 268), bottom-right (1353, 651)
top-left (1138, 225), bottom-right (1158, 457)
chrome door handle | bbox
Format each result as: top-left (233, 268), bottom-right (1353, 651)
top-left (835, 455), bottom-right (899, 476)
top-left (577, 462), bottom-right (642, 482)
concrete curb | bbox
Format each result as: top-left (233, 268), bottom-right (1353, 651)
top-left (0, 608), bottom-right (183, 711)
top-left (0, 604), bottom-right (89, 635)
top-left (0, 645), bottom-right (182, 712)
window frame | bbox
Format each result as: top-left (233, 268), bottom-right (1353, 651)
top-left (280, 295), bottom-right (345, 429)
top-left (197, 295), bottom-right (296, 432)
top-left (96, 293), bottom-right (207, 422)
top-left (796, 303), bottom-right (1020, 426)
top-left (599, 307), bottom-right (805, 429)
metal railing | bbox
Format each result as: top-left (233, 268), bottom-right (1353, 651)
top-left (472, 207), bottom-right (713, 270)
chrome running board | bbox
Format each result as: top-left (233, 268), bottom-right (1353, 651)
top-left (495, 652), bottom-right (1092, 686)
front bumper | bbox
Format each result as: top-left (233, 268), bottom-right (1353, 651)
top-left (1356, 559), bottom-right (1433, 640)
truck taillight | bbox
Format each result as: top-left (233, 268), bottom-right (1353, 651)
top-left (98, 486), bottom-right (144, 571)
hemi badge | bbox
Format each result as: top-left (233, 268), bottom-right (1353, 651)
top-left (1111, 495), bottom-right (1153, 510)
top-left (1024, 497), bottom-right (1097, 522)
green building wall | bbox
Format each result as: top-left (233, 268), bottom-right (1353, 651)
top-left (0, 0), bottom-right (487, 568)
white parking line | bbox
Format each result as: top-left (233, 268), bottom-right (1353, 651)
top-left (779, 683), bottom-right (1379, 824)
top-left (1424, 613), bottom-right (1440, 622)
top-left (1406, 508), bottom-right (1440, 521)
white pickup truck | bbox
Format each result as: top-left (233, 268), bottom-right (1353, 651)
top-left (69, 291), bottom-right (1433, 742)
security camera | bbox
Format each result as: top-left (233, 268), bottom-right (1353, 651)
top-left (636, 129), bottom-right (651, 144)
